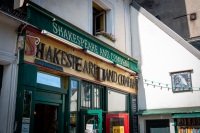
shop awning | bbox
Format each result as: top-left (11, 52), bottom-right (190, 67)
top-left (136, 106), bottom-right (200, 115)
top-left (172, 113), bottom-right (200, 118)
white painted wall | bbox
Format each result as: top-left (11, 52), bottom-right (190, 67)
top-left (32, 0), bottom-right (132, 55)
top-left (131, 4), bottom-right (200, 133)
top-left (131, 5), bottom-right (200, 110)
top-left (0, 13), bottom-right (20, 133)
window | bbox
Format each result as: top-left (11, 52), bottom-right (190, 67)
top-left (80, 81), bottom-right (103, 109)
top-left (70, 80), bottom-right (78, 132)
top-left (108, 90), bottom-right (128, 112)
top-left (37, 72), bottom-right (61, 88)
top-left (93, 2), bottom-right (106, 35)
top-left (0, 65), bottom-right (3, 92)
top-left (70, 80), bottom-right (78, 112)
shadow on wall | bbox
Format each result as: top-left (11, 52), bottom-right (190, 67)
top-left (130, 2), bottom-right (147, 111)
top-left (134, 0), bottom-right (190, 39)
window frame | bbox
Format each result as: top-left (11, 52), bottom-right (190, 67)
top-left (89, 0), bottom-right (114, 36)
top-left (107, 88), bottom-right (129, 113)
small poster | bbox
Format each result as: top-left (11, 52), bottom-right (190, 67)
top-left (113, 126), bottom-right (124, 133)
top-left (86, 124), bottom-right (93, 131)
top-left (21, 123), bottom-right (30, 133)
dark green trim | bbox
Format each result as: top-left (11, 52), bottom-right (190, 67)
top-left (81, 110), bottom-right (102, 133)
top-left (137, 106), bottom-right (200, 115)
top-left (172, 113), bottom-right (200, 118)
top-left (174, 119), bottom-right (178, 133)
top-left (104, 87), bottom-right (108, 111)
top-left (36, 83), bottom-right (67, 94)
top-left (26, 3), bottom-right (138, 72)
top-left (35, 96), bottom-right (62, 104)
top-left (35, 101), bottom-right (59, 106)
top-left (129, 94), bottom-right (133, 133)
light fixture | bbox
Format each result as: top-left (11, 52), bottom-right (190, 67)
top-left (41, 30), bottom-right (83, 49)
top-left (114, 62), bottom-right (136, 76)
top-left (17, 35), bottom-right (25, 50)
top-left (83, 48), bottom-right (113, 64)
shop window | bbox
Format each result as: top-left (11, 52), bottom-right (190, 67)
top-left (70, 80), bottom-right (78, 132)
top-left (70, 80), bottom-right (78, 111)
top-left (80, 81), bottom-right (103, 109)
top-left (93, 2), bottom-right (106, 35)
top-left (0, 65), bottom-right (3, 92)
top-left (108, 90), bottom-right (128, 112)
top-left (36, 72), bottom-right (61, 88)
top-left (177, 118), bottom-right (200, 132)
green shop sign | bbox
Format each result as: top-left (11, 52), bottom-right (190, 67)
top-left (27, 4), bottom-right (138, 72)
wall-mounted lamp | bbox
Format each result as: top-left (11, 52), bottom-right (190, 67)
top-left (41, 30), bottom-right (83, 49)
top-left (83, 48), bottom-right (113, 64)
top-left (18, 35), bottom-right (25, 50)
top-left (114, 62), bottom-right (136, 76)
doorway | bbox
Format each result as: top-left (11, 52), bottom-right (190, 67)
top-left (146, 119), bottom-right (170, 133)
top-left (34, 104), bottom-right (58, 133)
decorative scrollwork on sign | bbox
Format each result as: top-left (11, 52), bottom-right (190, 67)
top-left (25, 32), bottom-right (40, 56)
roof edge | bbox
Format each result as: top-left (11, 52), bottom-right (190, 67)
top-left (136, 106), bottom-right (200, 115)
top-left (131, 1), bottom-right (200, 60)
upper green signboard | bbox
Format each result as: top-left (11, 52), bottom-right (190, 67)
top-left (26, 4), bottom-right (138, 72)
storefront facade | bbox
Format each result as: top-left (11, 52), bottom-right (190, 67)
top-left (14, 3), bottom-right (138, 133)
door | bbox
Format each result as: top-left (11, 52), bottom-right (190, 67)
top-left (106, 113), bottom-right (129, 133)
top-left (81, 110), bottom-right (102, 133)
top-left (34, 103), bottom-right (59, 133)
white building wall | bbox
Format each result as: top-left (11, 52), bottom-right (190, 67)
top-left (32, 0), bottom-right (132, 55)
top-left (0, 13), bottom-right (20, 133)
top-left (131, 3), bottom-right (200, 133)
top-left (131, 5), bottom-right (200, 110)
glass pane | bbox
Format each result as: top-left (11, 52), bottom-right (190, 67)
top-left (21, 90), bottom-right (32, 133)
top-left (110, 118), bottom-right (124, 133)
top-left (81, 82), bottom-right (91, 108)
top-left (84, 115), bottom-right (99, 132)
top-left (37, 72), bottom-right (61, 88)
top-left (70, 80), bottom-right (78, 111)
top-left (94, 85), bottom-right (100, 109)
top-left (70, 80), bottom-right (78, 132)
top-left (108, 91), bottom-right (127, 111)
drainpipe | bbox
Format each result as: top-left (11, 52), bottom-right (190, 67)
top-left (129, 0), bottom-right (134, 58)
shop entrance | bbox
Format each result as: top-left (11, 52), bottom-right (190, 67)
top-left (81, 110), bottom-right (102, 133)
top-left (106, 113), bottom-right (129, 133)
top-left (34, 103), bottom-right (58, 133)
